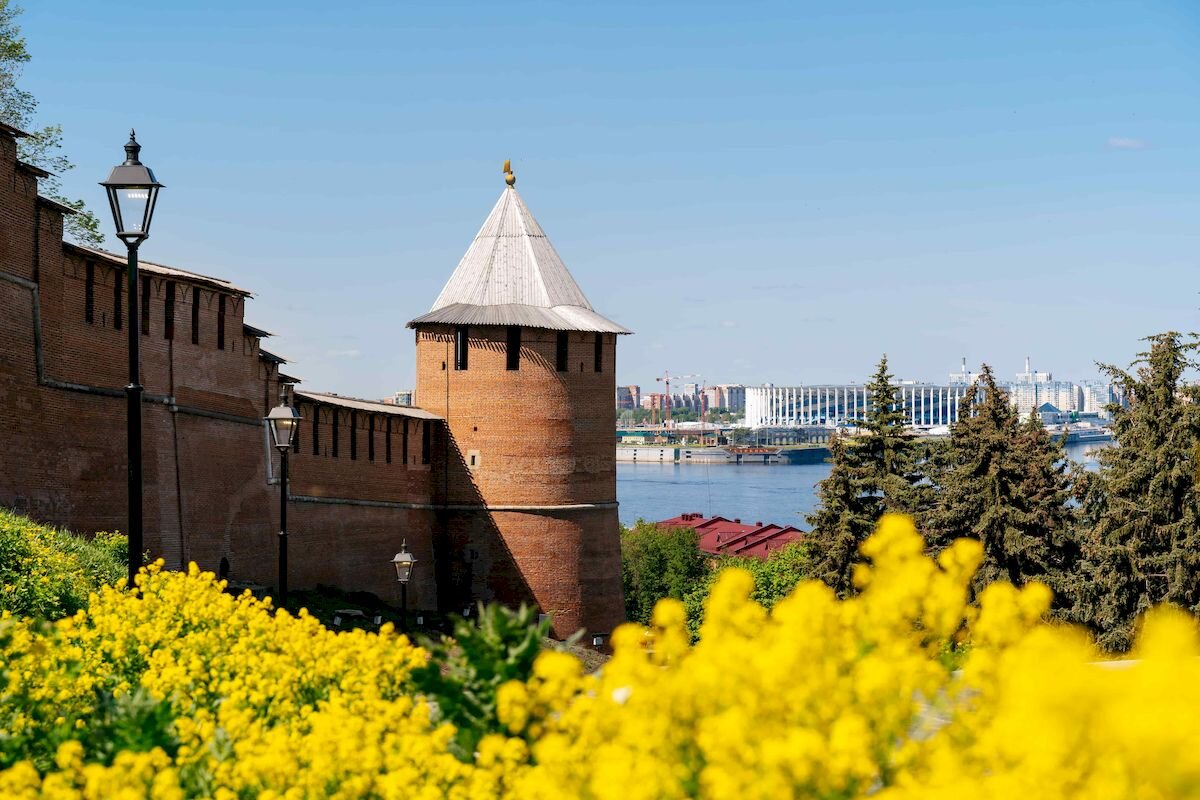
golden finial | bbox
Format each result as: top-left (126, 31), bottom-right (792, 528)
top-left (503, 159), bottom-right (515, 186)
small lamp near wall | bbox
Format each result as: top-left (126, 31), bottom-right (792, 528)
top-left (100, 130), bottom-right (165, 589)
top-left (101, 131), bottom-right (163, 244)
top-left (265, 395), bottom-right (301, 609)
top-left (392, 541), bottom-right (417, 632)
top-left (266, 401), bottom-right (301, 451)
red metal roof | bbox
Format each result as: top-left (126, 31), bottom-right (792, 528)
top-left (656, 513), bottom-right (805, 558)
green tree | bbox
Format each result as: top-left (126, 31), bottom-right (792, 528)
top-left (858, 355), bottom-right (927, 512)
top-left (1075, 333), bottom-right (1200, 652)
top-left (620, 521), bottom-right (710, 625)
top-left (926, 366), bottom-right (1079, 604)
top-left (0, 1), bottom-right (101, 245)
top-left (806, 355), bottom-right (924, 594)
top-left (682, 542), bottom-right (810, 640)
top-left (805, 432), bottom-right (874, 595)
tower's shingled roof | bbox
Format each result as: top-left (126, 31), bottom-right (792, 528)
top-left (408, 183), bottom-right (629, 334)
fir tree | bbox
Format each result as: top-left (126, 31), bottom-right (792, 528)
top-left (1012, 409), bottom-right (1080, 595)
top-left (806, 432), bottom-right (874, 595)
top-left (807, 355), bottom-right (923, 594)
top-left (928, 365), bottom-right (1078, 603)
top-left (1076, 333), bottom-right (1200, 652)
top-left (859, 355), bottom-right (926, 513)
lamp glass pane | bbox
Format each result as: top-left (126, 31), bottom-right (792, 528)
top-left (115, 186), bottom-right (151, 235)
top-left (270, 417), bottom-right (296, 449)
top-left (140, 185), bottom-right (160, 236)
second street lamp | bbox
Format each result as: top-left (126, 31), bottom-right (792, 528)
top-left (391, 541), bottom-right (417, 632)
top-left (100, 130), bottom-right (163, 588)
top-left (266, 395), bottom-right (300, 609)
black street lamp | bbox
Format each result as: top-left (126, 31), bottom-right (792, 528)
top-left (100, 131), bottom-right (163, 588)
top-left (266, 395), bottom-right (300, 609)
top-left (391, 541), bottom-right (417, 632)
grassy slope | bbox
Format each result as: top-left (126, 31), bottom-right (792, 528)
top-left (0, 508), bottom-right (126, 619)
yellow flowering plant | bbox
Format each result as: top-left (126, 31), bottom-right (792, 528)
top-left (2, 513), bottom-right (1199, 799)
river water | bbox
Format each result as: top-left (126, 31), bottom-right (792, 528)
top-left (616, 442), bottom-right (1106, 527)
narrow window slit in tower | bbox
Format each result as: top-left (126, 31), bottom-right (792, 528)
top-left (506, 326), bottom-right (521, 370)
top-left (140, 276), bottom-right (151, 336)
top-left (217, 294), bottom-right (227, 350)
top-left (555, 331), bottom-right (568, 372)
top-left (368, 415), bottom-right (375, 461)
top-left (84, 261), bottom-right (95, 323)
top-left (191, 287), bottom-right (200, 344)
top-left (594, 334), bottom-right (603, 372)
top-left (113, 274), bottom-right (122, 330)
top-left (350, 411), bottom-right (358, 460)
top-left (454, 326), bottom-right (469, 370)
top-left (385, 417), bottom-right (392, 463)
top-left (164, 281), bottom-right (175, 340)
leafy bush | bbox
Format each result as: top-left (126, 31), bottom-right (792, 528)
top-left (0, 508), bottom-right (125, 619)
top-left (683, 541), bottom-right (810, 638)
top-left (411, 603), bottom-right (550, 759)
top-left (621, 520), bottom-right (710, 624)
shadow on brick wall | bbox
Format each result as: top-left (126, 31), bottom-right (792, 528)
top-left (434, 425), bottom-right (536, 615)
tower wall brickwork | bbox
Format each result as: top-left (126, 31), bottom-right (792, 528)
top-left (415, 324), bottom-right (625, 637)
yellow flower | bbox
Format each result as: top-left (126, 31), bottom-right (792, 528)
top-left (4, 516), bottom-right (1200, 799)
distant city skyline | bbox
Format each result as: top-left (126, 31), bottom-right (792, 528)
top-left (20, 1), bottom-right (1200, 398)
top-left (617, 354), bottom-right (1114, 396)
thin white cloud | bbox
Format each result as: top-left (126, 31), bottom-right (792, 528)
top-left (721, 320), bottom-right (738, 328)
top-left (328, 349), bottom-right (362, 358)
top-left (1107, 137), bottom-right (1148, 150)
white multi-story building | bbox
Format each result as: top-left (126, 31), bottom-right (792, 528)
top-left (716, 384), bottom-right (746, 412)
top-left (384, 390), bottom-right (414, 407)
top-left (1006, 357), bottom-right (1086, 417)
top-left (1078, 381), bottom-right (1122, 419)
top-left (744, 359), bottom-right (1126, 429)
top-left (744, 383), bottom-right (971, 429)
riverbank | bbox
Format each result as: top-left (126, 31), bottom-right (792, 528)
top-left (616, 440), bottom-right (1107, 527)
top-left (616, 444), bottom-right (832, 465)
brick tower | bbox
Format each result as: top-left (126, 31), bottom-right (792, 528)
top-left (409, 164), bottom-right (628, 639)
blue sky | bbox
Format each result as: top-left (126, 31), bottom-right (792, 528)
top-left (20, 0), bottom-right (1200, 396)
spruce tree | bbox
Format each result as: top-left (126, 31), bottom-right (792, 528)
top-left (859, 355), bottom-right (925, 513)
top-left (928, 365), bottom-right (1078, 603)
top-left (1076, 333), bottom-right (1200, 652)
top-left (807, 355), bottom-right (923, 594)
top-left (806, 432), bottom-right (874, 595)
top-left (1012, 409), bottom-right (1080, 597)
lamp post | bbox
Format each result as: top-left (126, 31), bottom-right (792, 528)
top-left (391, 541), bottom-right (417, 632)
top-left (100, 131), bottom-right (163, 588)
top-left (266, 395), bottom-right (300, 609)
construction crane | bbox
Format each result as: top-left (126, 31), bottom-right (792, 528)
top-left (696, 377), bottom-right (710, 445)
top-left (655, 372), bottom-right (698, 429)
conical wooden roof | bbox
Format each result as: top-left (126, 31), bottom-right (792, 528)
top-left (408, 184), bottom-right (629, 333)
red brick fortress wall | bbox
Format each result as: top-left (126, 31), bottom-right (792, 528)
top-left (0, 126), bottom-right (440, 609)
top-left (414, 323), bottom-right (625, 638)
